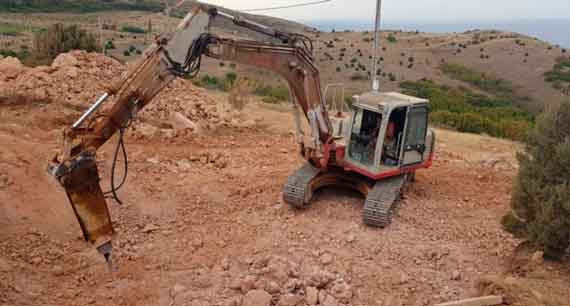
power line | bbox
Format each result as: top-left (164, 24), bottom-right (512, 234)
top-left (242, 0), bottom-right (333, 12)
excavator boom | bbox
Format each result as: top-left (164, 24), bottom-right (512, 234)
top-left (48, 4), bottom-right (333, 265)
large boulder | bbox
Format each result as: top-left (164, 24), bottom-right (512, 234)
top-left (170, 111), bottom-right (198, 131)
top-left (0, 57), bottom-right (25, 80)
top-left (51, 53), bottom-right (79, 69)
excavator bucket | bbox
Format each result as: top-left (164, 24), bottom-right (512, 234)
top-left (57, 155), bottom-right (114, 263)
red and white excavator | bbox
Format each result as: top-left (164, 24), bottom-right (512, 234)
top-left (48, 4), bottom-right (435, 265)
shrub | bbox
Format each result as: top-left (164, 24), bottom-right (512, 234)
top-left (350, 72), bottom-right (367, 81)
top-left (336, 67), bottom-right (341, 72)
top-left (121, 25), bottom-right (146, 34)
top-left (544, 57), bottom-right (570, 90)
top-left (388, 73), bottom-right (396, 82)
top-left (219, 62), bottom-right (225, 67)
top-left (387, 34), bottom-right (397, 43)
top-left (400, 79), bottom-right (532, 140)
top-left (123, 50), bottom-right (130, 56)
top-left (441, 63), bottom-right (514, 97)
top-left (33, 23), bottom-right (99, 64)
top-left (255, 84), bottom-right (289, 103)
top-left (0, 1), bottom-right (162, 13)
top-left (225, 72), bottom-right (237, 85)
top-left (502, 99), bottom-right (570, 258)
top-left (105, 40), bottom-right (116, 50)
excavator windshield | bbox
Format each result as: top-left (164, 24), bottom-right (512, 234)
top-left (348, 108), bottom-right (382, 166)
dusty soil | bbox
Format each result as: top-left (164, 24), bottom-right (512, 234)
top-left (1, 52), bottom-right (569, 306)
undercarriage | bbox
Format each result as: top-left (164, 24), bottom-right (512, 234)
top-left (283, 164), bottom-right (410, 227)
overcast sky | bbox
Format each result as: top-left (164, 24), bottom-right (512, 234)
top-left (204, 0), bottom-right (570, 22)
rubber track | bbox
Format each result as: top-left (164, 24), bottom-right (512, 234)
top-left (283, 164), bottom-right (320, 208)
top-left (362, 175), bottom-right (406, 227)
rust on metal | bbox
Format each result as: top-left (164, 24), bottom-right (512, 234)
top-left (60, 155), bottom-right (114, 244)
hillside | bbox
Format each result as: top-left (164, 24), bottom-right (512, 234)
top-left (0, 0), bottom-right (163, 13)
top-left (1, 3), bottom-right (568, 117)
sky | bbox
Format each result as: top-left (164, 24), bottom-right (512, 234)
top-left (203, 0), bottom-right (570, 23)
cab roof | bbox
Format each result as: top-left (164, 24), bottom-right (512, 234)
top-left (353, 91), bottom-right (429, 112)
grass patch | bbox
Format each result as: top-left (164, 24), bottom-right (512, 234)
top-left (400, 79), bottom-right (533, 141)
top-left (0, 22), bottom-right (44, 36)
top-left (192, 73), bottom-right (289, 104)
top-left (0, 0), bottom-right (162, 13)
top-left (191, 73), bottom-right (237, 92)
top-left (121, 26), bottom-right (147, 34)
top-left (441, 63), bottom-right (514, 97)
top-left (544, 56), bottom-right (570, 90)
top-left (254, 84), bottom-right (289, 104)
top-left (0, 49), bottom-right (30, 61)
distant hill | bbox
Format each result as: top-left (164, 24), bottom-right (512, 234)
top-left (307, 19), bottom-right (570, 48)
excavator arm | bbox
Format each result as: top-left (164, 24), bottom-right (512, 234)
top-left (48, 4), bottom-right (332, 266)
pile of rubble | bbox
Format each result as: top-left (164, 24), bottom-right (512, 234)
top-left (228, 256), bottom-right (353, 306)
top-left (0, 51), bottom-right (122, 106)
top-left (207, 253), bottom-right (354, 306)
top-left (0, 51), bottom-right (253, 135)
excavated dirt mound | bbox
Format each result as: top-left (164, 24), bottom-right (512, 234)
top-left (1, 52), bottom-right (569, 306)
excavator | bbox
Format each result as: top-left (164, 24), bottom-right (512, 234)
top-left (48, 4), bottom-right (435, 265)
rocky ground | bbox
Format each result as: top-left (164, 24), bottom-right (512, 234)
top-left (1, 52), bottom-right (569, 306)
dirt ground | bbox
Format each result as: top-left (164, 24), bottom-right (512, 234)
top-left (1, 52), bottom-right (569, 306)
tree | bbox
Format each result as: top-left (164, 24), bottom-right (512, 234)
top-left (502, 98), bottom-right (570, 258)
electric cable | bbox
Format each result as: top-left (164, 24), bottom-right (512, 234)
top-left (242, 0), bottom-right (333, 12)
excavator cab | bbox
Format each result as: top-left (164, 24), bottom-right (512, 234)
top-left (345, 92), bottom-right (434, 176)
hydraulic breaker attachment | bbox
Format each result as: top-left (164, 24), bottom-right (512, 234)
top-left (49, 152), bottom-right (114, 268)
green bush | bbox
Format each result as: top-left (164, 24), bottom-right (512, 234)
top-left (0, 49), bottom-right (30, 61)
top-left (105, 40), bottom-right (116, 50)
top-left (544, 57), bottom-right (570, 90)
top-left (350, 72), bottom-right (367, 81)
top-left (33, 23), bottom-right (99, 65)
top-left (502, 99), bottom-right (570, 258)
top-left (441, 63), bottom-right (514, 97)
top-left (225, 72), bottom-right (237, 85)
top-left (122, 25), bottom-right (146, 34)
top-left (123, 50), bottom-right (130, 56)
top-left (254, 84), bottom-right (289, 103)
top-left (387, 34), bottom-right (397, 43)
top-left (0, 0), bottom-right (162, 13)
top-left (400, 79), bottom-right (532, 140)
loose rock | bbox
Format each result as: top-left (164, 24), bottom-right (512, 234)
top-left (242, 289), bottom-right (272, 306)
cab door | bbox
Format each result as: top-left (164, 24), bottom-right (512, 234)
top-left (401, 105), bottom-right (428, 166)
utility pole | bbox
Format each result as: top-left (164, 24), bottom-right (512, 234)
top-left (371, 0), bottom-right (383, 92)
top-left (99, 16), bottom-right (105, 55)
